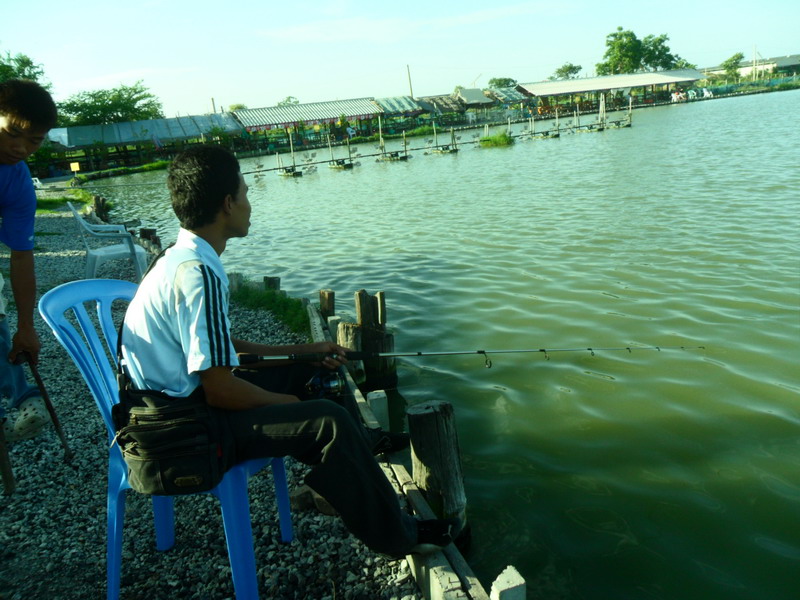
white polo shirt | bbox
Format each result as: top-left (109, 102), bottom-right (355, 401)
top-left (121, 228), bottom-right (239, 397)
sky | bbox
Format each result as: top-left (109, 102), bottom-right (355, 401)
top-left (4, 0), bottom-right (799, 118)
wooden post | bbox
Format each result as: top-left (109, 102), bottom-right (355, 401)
top-left (407, 401), bottom-right (468, 531)
top-left (490, 566), bottom-right (526, 600)
top-left (337, 322), bottom-right (365, 384)
top-left (319, 289), bottom-right (335, 319)
top-left (228, 272), bottom-right (244, 292)
top-left (139, 227), bottom-right (157, 241)
top-left (0, 425), bottom-right (15, 495)
top-left (354, 289), bottom-right (396, 389)
top-left (263, 276), bottom-right (281, 291)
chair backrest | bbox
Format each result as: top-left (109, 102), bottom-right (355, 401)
top-left (39, 279), bottom-right (139, 440)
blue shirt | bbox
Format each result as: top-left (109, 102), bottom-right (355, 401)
top-left (0, 162), bottom-right (36, 251)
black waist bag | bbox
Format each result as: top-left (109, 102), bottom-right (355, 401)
top-left (111, 386), bottom-right (224, 496)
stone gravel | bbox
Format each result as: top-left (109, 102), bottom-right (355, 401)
top-left (0, 209), bottom-right (423, 600)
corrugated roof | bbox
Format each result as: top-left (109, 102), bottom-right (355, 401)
top-left (457, 88), bottom-right (495, 106)
top-left (234, 98), bottom-right (383, 130)
top-left (488, 87), bottom-right (528, 103)
top-left (50, 113), bottom-right (242, 148)
top-left (417, 95), bottom-right (465, 113)
top-left (519, 69), bottom-right (706, 97)
top-left (374, 96), bottom-right (424, 114)
top-left (773, 54), bottom-right (800, 68)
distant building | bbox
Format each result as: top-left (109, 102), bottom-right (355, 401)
top-left (702, 53), bottom-right (800, 78)
top-left (517, 69), bottom-right (705, 101)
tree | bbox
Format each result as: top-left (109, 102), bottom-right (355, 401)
top-left (0, 49), bottom-right (48, 85)
top-left (596, 27), bottom-right (692, 75)
top-left (58, 81), bottom-right (164, 126)
top-left (550, 63), bottom-right (582, 80)
top-left (277, 96), bottom-right (299, 106)
top-left (673, 57), bottom-right (697, 70)
top-left (596, 27), bottom-right (644, 75)
top-left (721, 52), bottom-right (745, 81)
top-left (641, 34), bottom-right (677, 71)
top-left (228, 103), bottom-right (247, 111)
top-left (487, 77), bottom-right (518, 88)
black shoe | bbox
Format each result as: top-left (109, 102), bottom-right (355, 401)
top-left (409, 518), bottom-right (461, 555)
top-left (370, 429), bottom-right (410, 455)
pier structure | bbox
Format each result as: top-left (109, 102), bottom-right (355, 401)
top-left (313, 287), bottom-right (526, 600)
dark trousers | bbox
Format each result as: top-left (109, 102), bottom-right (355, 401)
top-left (209, 366), bottom-right (416, 557)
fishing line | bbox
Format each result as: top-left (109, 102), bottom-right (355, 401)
top-left (240, 345), bottom-right (705, 369)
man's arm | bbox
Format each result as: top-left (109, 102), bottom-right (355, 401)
top-left (233, 339), bottom-right (348, 370)
top-left (199, 365), bottom-right (299, 410)
top-left (8, 249), bottom-right (39, 365)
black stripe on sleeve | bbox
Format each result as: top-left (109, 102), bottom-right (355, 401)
top-left (199, 265), bottom-right (231, 366)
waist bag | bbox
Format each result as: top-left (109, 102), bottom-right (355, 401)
top-left (112, 383), bottom-right (224, 496)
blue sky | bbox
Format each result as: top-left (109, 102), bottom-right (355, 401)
top-left (5, 0), bottom-right (798, 117)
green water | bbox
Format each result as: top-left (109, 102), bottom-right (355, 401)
top-left (105, 90), bottom-right (800, 599)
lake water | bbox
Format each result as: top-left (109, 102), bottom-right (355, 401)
top-left (102, 90), bottom-right (800, 600)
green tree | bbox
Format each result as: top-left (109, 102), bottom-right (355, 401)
top-left (641, 34), bottom-right (677, 70)
top-left (277, 96), bottom-right (299, 106)
top-left (0, 49), bottom-right (48, 85)
top-left (487, 77), bottom-right (518, 88)
top-left (596, 27), bottom-right (643, 75)
top-left (550, 63), bottom-right (582, 80)
top-left (721, 52), bottom-right (745, 81)
top-left (229, 103), bottom-right (247, 111)
top-left (58, 81), bottom-right (164, 126)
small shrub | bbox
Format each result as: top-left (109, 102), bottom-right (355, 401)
top-left (479, 132), bottom-right (514, 147)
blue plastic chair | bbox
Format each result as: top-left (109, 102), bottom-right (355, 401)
top-left (38, 279), bottom-right (293, 600)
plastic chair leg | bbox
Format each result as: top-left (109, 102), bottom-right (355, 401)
top-left (153, 496), bottom-right (176, 551)
top-left (106, 484), bottom-right (127, 600)
top-left (215, 466), bottom-right (259, 600)
top-left (271, 458), bottom-right (294, 543)
top-left (85, 253), bottom-right (99, 279)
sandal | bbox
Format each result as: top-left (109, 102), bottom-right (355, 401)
top-left (5, 397), bottom-right (50, 442)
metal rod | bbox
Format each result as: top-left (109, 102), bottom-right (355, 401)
top-left (240, 345), bottom-right (705, 365)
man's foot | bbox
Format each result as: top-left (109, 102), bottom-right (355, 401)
top-left (4, 397), bottom-right (49, 442)
top-left (370, 429), bottom-right (410, 455)
top-left (408, 518), bottom-right (461, 555)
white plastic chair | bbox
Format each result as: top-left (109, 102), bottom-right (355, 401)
top-left (67, 201), bottom-right (148, 281)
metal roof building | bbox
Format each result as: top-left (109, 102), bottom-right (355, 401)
top-left (416, 94), bottom-right (465, 114)
top-left (456, 88), bottom-right (495, 107)
top-left (234, 98), bottom-right (383, 132)
top-left (374, 96), bottom-right (424, 115)
top-left (488, 87), bottom-right (529, 103)
top-left (518, 69), bottom-right (706, 97)
top-left (47, 113), bottom-right (243, 148)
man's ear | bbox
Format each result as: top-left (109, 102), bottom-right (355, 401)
top-left (222, 193), bottom-right (235, 215)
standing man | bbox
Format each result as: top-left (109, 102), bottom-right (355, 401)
top-left (0, 79), bottom-right (58, 441)
top-left (121, 145), bottom-right (457, 557)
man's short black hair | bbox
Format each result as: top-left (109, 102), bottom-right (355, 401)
top-left (0, 79), bottom-right (58, 131)
top-left (168, 145), bottom-right (241, 230)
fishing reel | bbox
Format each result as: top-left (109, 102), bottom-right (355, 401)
top-left (305, 371), bottom-right (347, 399)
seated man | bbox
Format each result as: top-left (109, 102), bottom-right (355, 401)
top-left (120, 145), bottom-right (457, 557)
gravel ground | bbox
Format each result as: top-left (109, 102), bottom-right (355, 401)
top-left (0, 208), bottom-right (423, 600)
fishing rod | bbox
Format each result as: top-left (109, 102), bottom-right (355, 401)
top-left (239, 345), bottom-right (705, 368)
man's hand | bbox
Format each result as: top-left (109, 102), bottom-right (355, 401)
top-left (10, 324), bottom-right (40, 365)
top-left (306, 341), bottom-right (349, 370)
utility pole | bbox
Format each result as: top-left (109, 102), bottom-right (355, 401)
top-left (407, 64), bottom-right (414, 99)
